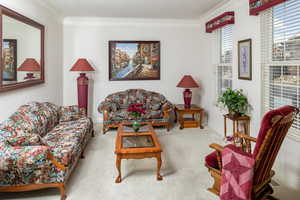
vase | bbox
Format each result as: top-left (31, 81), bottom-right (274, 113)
top-left (132, 120), bottom-right (141, 133)
top-left (229, 110), bottom-right (241, 118)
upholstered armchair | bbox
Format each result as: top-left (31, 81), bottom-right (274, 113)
top-left (205, 106), bottom-right (299, 200)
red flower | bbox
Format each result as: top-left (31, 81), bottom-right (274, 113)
top-left (128, 104), bottom-right (146, 119)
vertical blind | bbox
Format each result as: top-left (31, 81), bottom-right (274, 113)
top-left (261, 0), bottom-right (300, 141)
top-left (217, 25), bottom-right (233, 97)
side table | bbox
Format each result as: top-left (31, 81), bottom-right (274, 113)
top-left (175, 104), bottom-right (204, 129)
top-left (223, 114), bottom-right (250, 138)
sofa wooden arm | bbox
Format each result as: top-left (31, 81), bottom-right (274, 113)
top-left (162, 108), bottom-right (172, 119)
top-left (47, 153), bottom-right (67, 171)
top-left (103, 110), bottom-right (109, 121)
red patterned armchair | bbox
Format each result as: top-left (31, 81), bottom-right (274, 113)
top-left (205, 106), bottom-right (299, 200)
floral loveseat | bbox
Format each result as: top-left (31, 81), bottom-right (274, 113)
top-left (0, 102), bottom-right (94, 200)
top-left (99, 89), bottom-right (173, 133)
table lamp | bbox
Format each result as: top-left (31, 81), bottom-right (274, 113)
top-left (18, 58), bottom-right (41, 79)
top-left (70, 58), bottom-right (95, 115)
top-left (176, 75), bottom-right (199, 108)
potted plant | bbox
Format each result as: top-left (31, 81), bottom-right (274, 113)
top-left (127, 103), bottom-right (146, 132)
top-left (218, 88), bottom-right (250, 117)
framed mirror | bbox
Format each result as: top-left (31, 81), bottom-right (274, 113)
top-left (0, 5), bottom-right (44, 92)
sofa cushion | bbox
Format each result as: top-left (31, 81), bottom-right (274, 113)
top-left (9, 102), bottom-right (59, 137)
top-left (109, 109), bottom-right (130, 121)
top-left (0, 119), bottom-right (43, 146)
top-left (43, 117), bottom-right (92, 166)
top-left (6, 134), bottom-right (42, 146)
top-left (59, 105), bottom-right (84, 122)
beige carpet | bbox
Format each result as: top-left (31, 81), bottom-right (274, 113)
top-left (0, 125), bottom-right (291, 200)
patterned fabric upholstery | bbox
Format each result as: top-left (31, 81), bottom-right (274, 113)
top-left (0, 102), bottom-right (93, 186)
top-left (43, 118), bottom-right (92, 166)
top-left (220, 145), bottom-right (255, 200)
top-left (59, 105), bottom-right (86, 122)
top-left (99, 89), bottom-right (173, 125)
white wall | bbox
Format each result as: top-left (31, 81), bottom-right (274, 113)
top-left (0, 0), bottom-right (63, 121)
top-left (63, 18), bottom-right (203, 122)
top-left (199, 0), bottom-right (300, 197)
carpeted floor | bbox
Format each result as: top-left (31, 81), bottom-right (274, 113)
top-left (0, 125), bottom-right (292, 200)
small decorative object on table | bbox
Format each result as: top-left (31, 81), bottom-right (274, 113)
top-left (127, 103), bottom-right (146, 132)
top-left (176, 75), bottom-right (199, 109)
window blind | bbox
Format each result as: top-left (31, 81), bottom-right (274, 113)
top-left (216, 25), bottom-right (233, 97)
top-left (261, 0), bottom-right (300, 141)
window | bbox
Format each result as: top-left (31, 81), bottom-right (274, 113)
top-left (261, 0), bottom-right (300, 141)
top-left (216, 25), bottom-right (233, 97)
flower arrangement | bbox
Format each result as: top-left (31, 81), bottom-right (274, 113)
top-left (127, 104), bottom-right (146, 132)
top-left (128, 104), bottom-right (146, 119)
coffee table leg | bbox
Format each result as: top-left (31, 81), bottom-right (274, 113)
top-left (156, 154), bottom-right (163, 181)
top-left (115, 156), bottom-right (122, 183)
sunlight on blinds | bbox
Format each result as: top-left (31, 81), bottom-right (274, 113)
top-left (261, 0), bottom-right (300, 141)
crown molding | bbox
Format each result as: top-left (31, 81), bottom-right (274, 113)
top-left (33, 0), bottom-right (63, 23)
top-left (63, 17), bottom-right (202, 26)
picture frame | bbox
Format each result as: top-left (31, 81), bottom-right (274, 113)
top-left (3, 39), bottom-right (17, 81)
top-left (109, 41), bottom-right (160, 81)
top-left (238, 39), bottom-right (252, 80)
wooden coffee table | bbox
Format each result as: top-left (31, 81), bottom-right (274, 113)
top-left (115, 122), bottom-right (163, 183)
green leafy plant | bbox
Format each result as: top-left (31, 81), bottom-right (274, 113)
top-left (218, 88), bottom-right (250, 117)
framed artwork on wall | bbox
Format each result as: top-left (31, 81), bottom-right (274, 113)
top-left (238, 39), bottom-right (252, 80)
top-left (3, 39), bottom-right (17, 81)
top-left (109, 41), bottom-right (160, 81)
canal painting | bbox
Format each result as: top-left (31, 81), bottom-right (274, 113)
top-left (109, 41), bottom-right (160, 81)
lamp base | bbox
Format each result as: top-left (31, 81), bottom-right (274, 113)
top-left (24, 73), bottom-right (35, 80)
top-left (77, 73), bottom-right (89, 115)
top-left (183, 89), bottom-right (192, 109)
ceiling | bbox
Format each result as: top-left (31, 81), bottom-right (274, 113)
top-left (44, 0), bottom-right (226, 19)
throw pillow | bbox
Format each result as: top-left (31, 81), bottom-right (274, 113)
top-left (0, 120), bottom-right (42, 146)
top-left (59, 105), bottom-right (84, 122)
top-left (6, 134), bottom-right (42, 146)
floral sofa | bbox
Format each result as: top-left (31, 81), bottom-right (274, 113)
top-left (99, 89), bottom-right (173, 133)
top-left (0, 102), bottom-right (94, 200)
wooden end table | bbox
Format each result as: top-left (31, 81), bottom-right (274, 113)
top-left (223, 114), bottom-right (250, 137)
top-left (115, 122), bottom-right (163, 183)
top-left (175, 104), bottom-right (204, 129)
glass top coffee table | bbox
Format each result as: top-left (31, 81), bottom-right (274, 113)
top-left (115, 122), bottom-right (163, 183)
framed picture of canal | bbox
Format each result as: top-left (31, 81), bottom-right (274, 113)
top-left (109, 41), bottom-right (160, 81)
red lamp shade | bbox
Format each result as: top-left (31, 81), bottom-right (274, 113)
top-left (176, 75), bottom-right (199, 109)
top-left (18, 58), bottom-right (41, 71)
top-left (70, 58), bottom-right (95, 72)
top-left (176, 75), bottom-right (199, 88)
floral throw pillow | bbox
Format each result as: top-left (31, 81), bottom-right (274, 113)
top-left (6, 134), bottom-right (42, 146)
top-left (0, 120), bottom-right (42, 146)
top-left (59, 105), bottom-right (84, 122)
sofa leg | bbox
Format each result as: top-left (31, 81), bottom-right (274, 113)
top-left (59, 183), bottom-right (67, 200)
top-left (91, 130), bottom-right (95, 137)
top-left (80, 151), bottom-right (85, 159)
top-left (166, 125), bottom-right (170, 132)
top-left (102, 126), bottom-right (108, 135)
